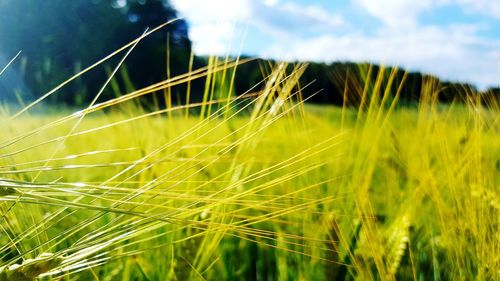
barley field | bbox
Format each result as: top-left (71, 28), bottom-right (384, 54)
top-left (0, 59), bottom-right (498, 281)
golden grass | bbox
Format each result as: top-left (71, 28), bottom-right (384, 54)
top-left (0, 23), bottom-right (498, 280)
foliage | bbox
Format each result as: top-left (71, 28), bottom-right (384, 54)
top-left (0, 0), bottom-right (191, 104)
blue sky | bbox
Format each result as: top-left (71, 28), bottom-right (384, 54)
top-left (171, 0), bottom-right (500, 89)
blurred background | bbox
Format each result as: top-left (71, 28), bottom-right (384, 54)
top-left (0, 0), bottom-right (498, 106)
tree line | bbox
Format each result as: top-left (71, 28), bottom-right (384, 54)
top-left (0, 0), bottom-right (497, 107)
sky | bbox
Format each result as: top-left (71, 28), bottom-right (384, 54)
top-left (171, 0), bottom-right (500, 90)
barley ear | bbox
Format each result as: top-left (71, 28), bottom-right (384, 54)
top-left (2, 253), bottom-right (64, 281)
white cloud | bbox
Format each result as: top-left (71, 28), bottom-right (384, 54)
top-left (355, 0), bottom-right (500, 26)
top-left (354, 0), bottom-right (435, 27)
top-left (456, 0), bottom-right (500, 18)
top-left (172, 0), bottom-right (344, 54)
top-left (171, 0), bottom-right (251, 54)
top-left (265, 2), bottom-right (344, 30)
top-left (171, 0), bottom-right (500, 89)
top-left (261, 24), bottom-right (500, 89)
top-left (172, 0), bottom-right (250, 21)
top-left (323, 0), bottom-right (500, 88)
top-left (188, 22), bottom-right (237, 55)
top-left (263, 0), bottom-right (280, 6)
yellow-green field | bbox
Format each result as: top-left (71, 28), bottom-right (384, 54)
top-left (0, 63), bottom-right (498, 281)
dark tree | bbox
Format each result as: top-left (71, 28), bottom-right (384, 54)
top-left (0, 0), bottom-right (191, 104)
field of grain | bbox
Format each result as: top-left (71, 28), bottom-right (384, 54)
top-left (0, 62), bottom-right (498, 281)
